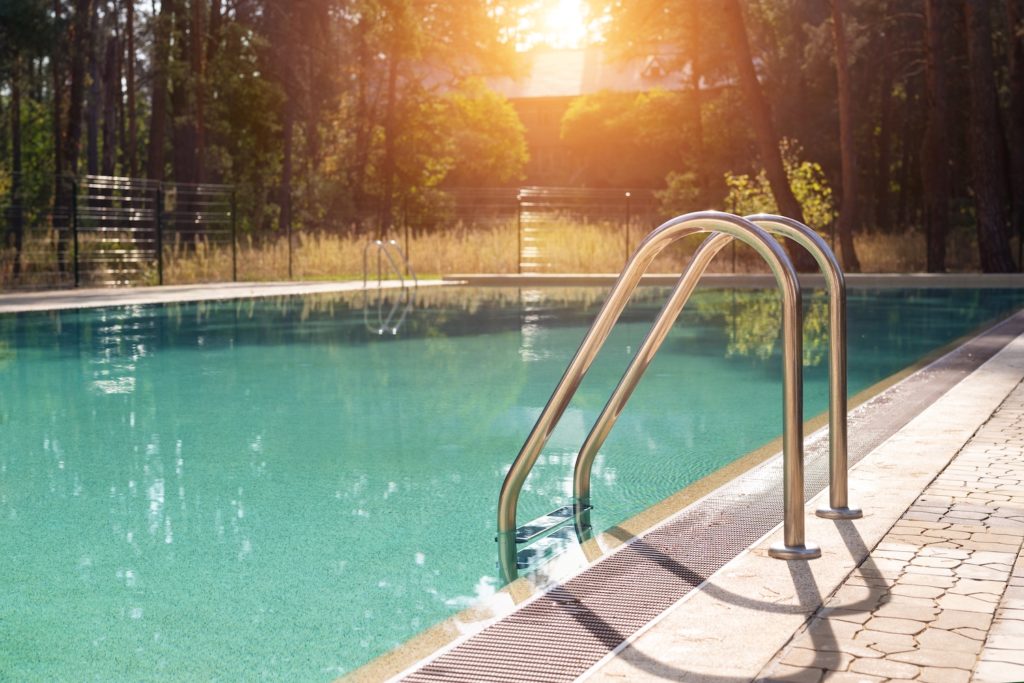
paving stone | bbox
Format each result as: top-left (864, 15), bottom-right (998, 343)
top-left (937, 593), bottom-right (1002, 614)
top-left (957, 564), bottom-right (1012, 581)
top-left (989, 618), bottom-right (1024, 635)
top-left (848, 657), bottom-right (920, 679)
top-left (917, 666), bottom-right (971, 683)
top-left (852, 629), bottom-right (917, 651)
top-left (984, 633), bottom-right (1024, 650)
top-left (916, 627), bottom-right (983, 653)
top-left (862, 617), bottom-right (926, 635)
top-left (946, 578), bottom-right (1007, 596)
top-left (888, 647), bottom-right (977, 669)
top-left (929, 608), bottom-right (994, 631)
top-left (897, 573), bottom-right (956, 589)
top-left (807, 617), bottom-right (862, 641)
top-left (952, 626), bottom-right (988, 640)
top-left (880, 593), bottom-right (937, 608)
top-left (910, 555), bottom-right (961, 569)
top-left (903, 565), bottom-right (955, 577)
top-left (888, 583), bottom-right (944, 599)
top-left (995, 607), bottom-right (1024, 620)
top-left (871, 602), bottom-right (939, 622)
top-left (807, 638), bottom-right (883, 659)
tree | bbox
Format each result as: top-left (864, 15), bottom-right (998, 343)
top-left (920, 0), bottom-right (953, 272)
top-left (721, 0), bottom-right (817, 271)
top-left (964, 0), bottom-right (1015, 272)
top-left (828, 0), bottom-right (861, 271)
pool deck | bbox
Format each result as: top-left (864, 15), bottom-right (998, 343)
top-left (583, 322), bottom-right (1024, 683)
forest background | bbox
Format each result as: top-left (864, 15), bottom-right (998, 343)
top-left (0, 0), bottom-right (1022, 284)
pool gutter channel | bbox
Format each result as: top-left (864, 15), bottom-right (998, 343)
top-left (378, 308), bottom-right (1024, 683)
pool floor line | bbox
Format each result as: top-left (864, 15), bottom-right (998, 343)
top-left (376, 309), bottom-right (1024, 683)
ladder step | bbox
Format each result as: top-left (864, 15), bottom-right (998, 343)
top-left (514, 504), bottom-right (591, 544)
top-left (516, 526), bottom-right (577, 570)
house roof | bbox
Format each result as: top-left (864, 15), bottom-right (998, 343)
top-left (490, 46), bottom-right (692, 100)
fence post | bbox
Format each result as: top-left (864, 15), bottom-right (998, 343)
top-left (156, 183), bottom-right (164, 286)
top-left (516, 193), bottom-right (522, 275)
top-left (231, 189), bottom-right (238, 282)
top-left (71, 177), bottom-right (80, 288)
top-left (624, 191), bottom-right (632, 266)
top-left (287, 219), bottom-right (293, 280)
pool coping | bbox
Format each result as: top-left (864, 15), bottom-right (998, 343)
top-left (0, 272), bottom-right (1020, 316)
top-left (352, 308), bottom-right (1024, 682)
top-left (0, 279), bottom-right (452, 314)
top-left (446, 272), bottom-right (1024, 289)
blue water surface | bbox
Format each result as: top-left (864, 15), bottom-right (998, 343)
top-left (1, 286), bottom-right (1021, 681)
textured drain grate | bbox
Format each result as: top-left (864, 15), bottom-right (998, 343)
top-left (401, 311), bottom-right (1024, 683)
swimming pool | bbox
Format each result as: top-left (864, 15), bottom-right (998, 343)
top-left (2, 285), bottom-right (1022, 681)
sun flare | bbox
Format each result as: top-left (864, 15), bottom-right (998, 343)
top-left (538, 0), bottom-right (590, 49)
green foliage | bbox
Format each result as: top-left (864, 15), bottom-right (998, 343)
top-left (655, 171), bottom-right (701, 215)
top-left (723, 140), bottom-right (837, 232)
top-left (443, 78), bottom-right (528, 186)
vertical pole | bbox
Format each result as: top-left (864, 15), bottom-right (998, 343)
top-left (516, 193), bottom-right (522, 275)
top-left (156, 184), bottom-right (164, 286)
top-left (231, 188), bottom-right (238, 282)
top-left (287, 215), bottom-right (293, 280)
top-left (624, 191), bottom-right (631, 266)
top-left (404, 220), bottom-right (410, 271)
top-left (72, 177), bottom-right (80, 288)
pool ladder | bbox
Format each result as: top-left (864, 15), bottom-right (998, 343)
top-left (497, 211), bottom-right (862, 583)
top-left (362, 239), bottom-right (418, 336)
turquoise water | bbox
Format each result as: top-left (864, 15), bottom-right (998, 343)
top-left (1, 286), bottom-right (1022, 681)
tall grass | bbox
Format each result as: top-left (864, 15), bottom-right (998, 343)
top-left (0, 218), bottom-right (1002, 290)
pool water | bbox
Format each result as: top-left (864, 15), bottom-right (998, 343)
top-left (1, 286), bottom-right (1022, 681)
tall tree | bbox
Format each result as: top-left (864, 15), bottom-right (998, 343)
top-left (147, 0), bottom-right (170, 180)
top-left (828, 0), bottom-right (861, 271)
top-left (124, 0), bottom-right (136, 177)
top-left (1008, 0), bottom-right (1024, 267)
top-left (965, 0), bottom-right (1015, 272)
top-left (920, 0), bottom-right (953, 272)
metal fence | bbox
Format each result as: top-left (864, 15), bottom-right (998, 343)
top-left (1, 174), bottom-right (235, 289)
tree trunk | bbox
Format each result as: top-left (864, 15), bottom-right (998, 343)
top-left (720, 0), bottom-right (816, 271)
top-left (101, 32), bottom-right (118, 176)
top-left (126, 0), bottom-right (137, 177)
top-left (280, 98), bottom-right (294, 265)
top-left (965, 0), bottom-right (1015, 272)
top-left (171, 0), bottom-right (194, 183)
top-left (86, 2), bottom-right (100, 175)
top-left (1008, 0), bottom-right (1024, 269)
top-left (10, 60), bottom-right (25, 279)
top-left (147, 0), bottom-right (171, 181)
top-left (921, 0), bottom-right (953, 272)
top-left (873, 33), bottom-right (893, 233)
top-left (191, 0), bottom-right (205, 183)
top-left (52, 0), bottom-right (64, 182)
top-left (829, 0), bottom-right (861, 271)
top-left (685, 0), bottom-right (707, 206)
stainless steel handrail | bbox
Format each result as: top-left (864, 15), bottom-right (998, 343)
top-left (746, 214), bottom-right (860, 521)
top-left (571, 215), bottom-right (860, 537)
top-left (496, 211), bottom-right (818, 584)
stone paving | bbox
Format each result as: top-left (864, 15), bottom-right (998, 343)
top-left (759, 382), bottom-right (1024, 683)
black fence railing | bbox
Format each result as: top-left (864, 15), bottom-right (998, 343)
top-left (1, 174), bottom-right (235, 289)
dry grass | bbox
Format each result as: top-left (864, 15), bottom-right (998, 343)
top-left (0, 219), bottom-right (1007, 290)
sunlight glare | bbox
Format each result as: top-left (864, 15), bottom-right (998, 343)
top-left (540, 0), bottom-right (589, 49)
